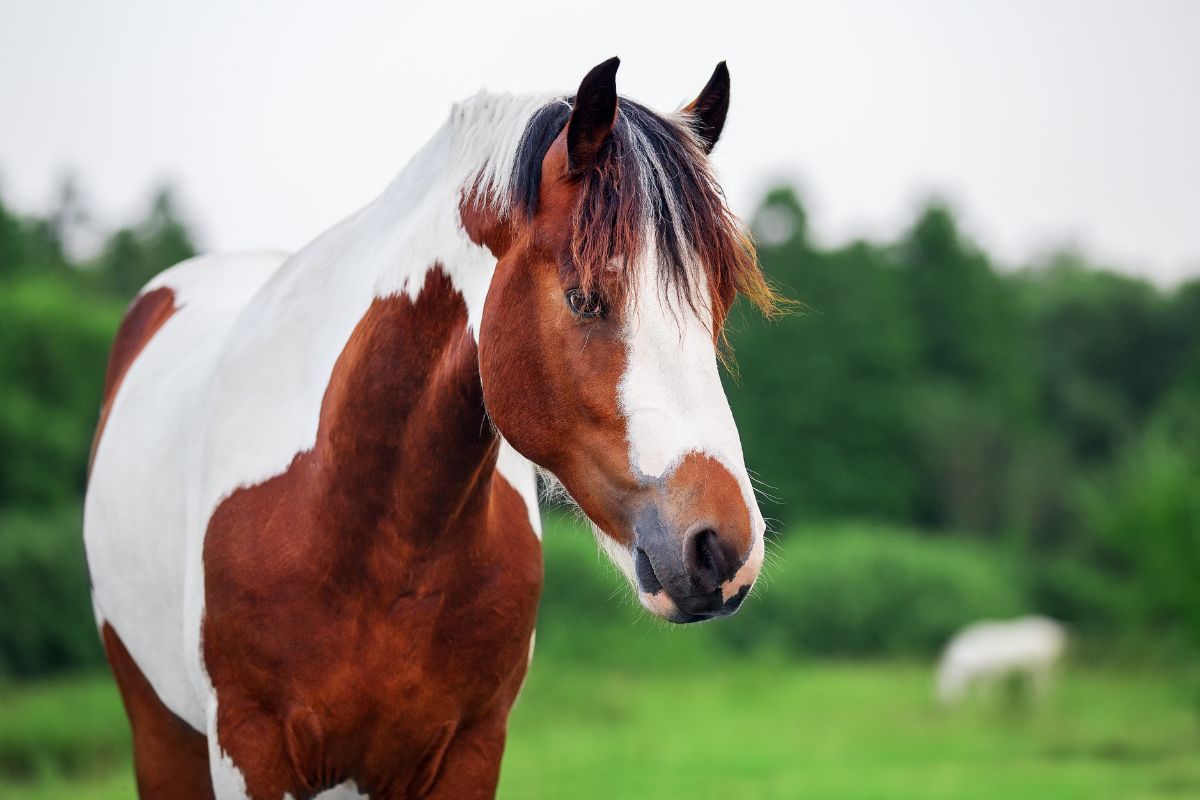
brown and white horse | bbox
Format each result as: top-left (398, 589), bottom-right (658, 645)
top-left (84, 57), bottom-right (774, 799)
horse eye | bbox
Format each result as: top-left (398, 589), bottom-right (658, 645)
top-left (565, 289), bottom-right (605, 319)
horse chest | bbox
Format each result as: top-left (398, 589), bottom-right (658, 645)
top-left (200, 460), bottom-right (541, 793)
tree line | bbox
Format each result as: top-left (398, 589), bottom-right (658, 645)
top-left (730, 187), bottom-right (1200, 641)
top-left (0, 179), bottom-right (1197, 675)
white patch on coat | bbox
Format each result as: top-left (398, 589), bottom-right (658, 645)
top-left (87, 251), bottom-right (285, 729)
top-left (937, 615), bottom-right (1067, 704)
top-left (497, 439), bottom-right (541, 539)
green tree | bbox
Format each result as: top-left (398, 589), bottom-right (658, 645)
top-left (96, 187), bottom-right (196, 298)
top-left (0, 277), bottom-right (121, 510)
top-left (1022, 256), bottom-right (1176, 462)
top-left (728, 187), bottom-right (923, 523)
top-left (0, 195), bottom-right (24, 277)
top-left (1083, 427), bottom-right (1200, 641)
top-left (897, 204), bottom-right (1033, 409)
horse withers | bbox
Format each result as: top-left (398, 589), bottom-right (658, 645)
top-left (84, 57), bottom-right (774, 798)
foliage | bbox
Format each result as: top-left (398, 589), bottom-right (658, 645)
top-left (0, 181), bottom-right (198, 678)
top-left (537, 515), bottom-right (1029, 661)
top-left (725, 524), bottom-right (1030, 656)
top-left (0, 279), bottom-right (121, 510)
top-left (0, 181), bottom-right (194, 514)
top-left (0, 508), bottom-right (104, 677)
top-left (727, 185), bottom-right (1200, 652)
top-left (734, 188), bottom-right (1200, 532)
top-left (729, 190), bottom-right (924, 522)
top-left (94, 190), bottom-right (196, 298)
top-left (1082, 429), bottom-right (1200, 641)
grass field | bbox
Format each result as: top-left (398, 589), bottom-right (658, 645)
top-left (2, 658), bottom-right (1197, 799)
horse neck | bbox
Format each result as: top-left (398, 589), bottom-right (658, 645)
top-left (228, 96), bottom-right (548, 556)
top-left (283, 104), bottom-right (542, 556)
top-left (314, 266), bottom-right (499, 555)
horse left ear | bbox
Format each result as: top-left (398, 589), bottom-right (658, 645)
top-left (567, 57), bottom-right (621, 175)
top-left (684, 61), bottom-right (731, 154)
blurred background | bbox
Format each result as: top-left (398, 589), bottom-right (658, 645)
top-left (1, 2), bottom-right (1198, 798)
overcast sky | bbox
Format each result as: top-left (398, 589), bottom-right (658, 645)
top-left (2, 0), bottom-right (1197, 283)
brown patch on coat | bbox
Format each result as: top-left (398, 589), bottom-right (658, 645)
top-left (662, 453), bottom-right (753, 559)
top-left (89, 287), bottom-right (178, 471)
top-left (201, 268), bottom-right (541, 798)
top-left (101, 623), bottom-right (214, 799)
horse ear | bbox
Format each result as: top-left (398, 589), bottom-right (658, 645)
top-left (684, 61), bottom-right (731, 154)
top-left (567, 57), bottom-right (620, 174)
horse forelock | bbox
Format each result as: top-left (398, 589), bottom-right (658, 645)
top-left (501, 95), bottom-right (775, 328)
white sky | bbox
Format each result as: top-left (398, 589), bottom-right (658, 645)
top-left (1, 0), bottom-right (1198, 283)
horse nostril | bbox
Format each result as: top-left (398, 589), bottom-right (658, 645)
top-left (684, 528), bottom-right (737, 594)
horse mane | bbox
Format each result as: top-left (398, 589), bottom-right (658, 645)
top-left (461, 93), bottom-right (776, 321)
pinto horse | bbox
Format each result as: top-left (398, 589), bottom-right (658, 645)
top-left (85, 57), bottom-right (773, 799)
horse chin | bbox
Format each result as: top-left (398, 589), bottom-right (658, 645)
top-left (636, 590), bottom-right (710, 624)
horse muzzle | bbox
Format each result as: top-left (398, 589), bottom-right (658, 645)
top-left (629, 453), bottom-right (761, 623)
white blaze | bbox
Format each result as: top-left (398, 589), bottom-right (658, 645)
top-left (617, 256), bottom-right (766, 573)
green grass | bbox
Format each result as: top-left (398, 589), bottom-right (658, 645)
top-left (0, 674), bottom-right (130, 783)
top-left (1, 771), bottom-right (134, 800)
top-left (3, 659), bottom-right (1197, 799)
top-left (503, 659), bottom-right (1200, 799)
top-left (2, 517), bottom-right (1195, 797)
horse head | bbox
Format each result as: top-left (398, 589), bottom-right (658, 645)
top-left (467, 58), bottom-right (775, 623)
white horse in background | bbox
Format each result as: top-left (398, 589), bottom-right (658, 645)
top-left (936, 616), bottom-right (1067, 705)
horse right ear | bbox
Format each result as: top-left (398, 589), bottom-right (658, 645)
top-left (684, 61), bottom-right (731, 154)
top-left (566, 57), bottom-right (620, 175)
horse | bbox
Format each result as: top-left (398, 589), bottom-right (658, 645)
top-left (936, 616), bottom-right (1067, 706)
top-left (84, 57), bottom-right (774, 799)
